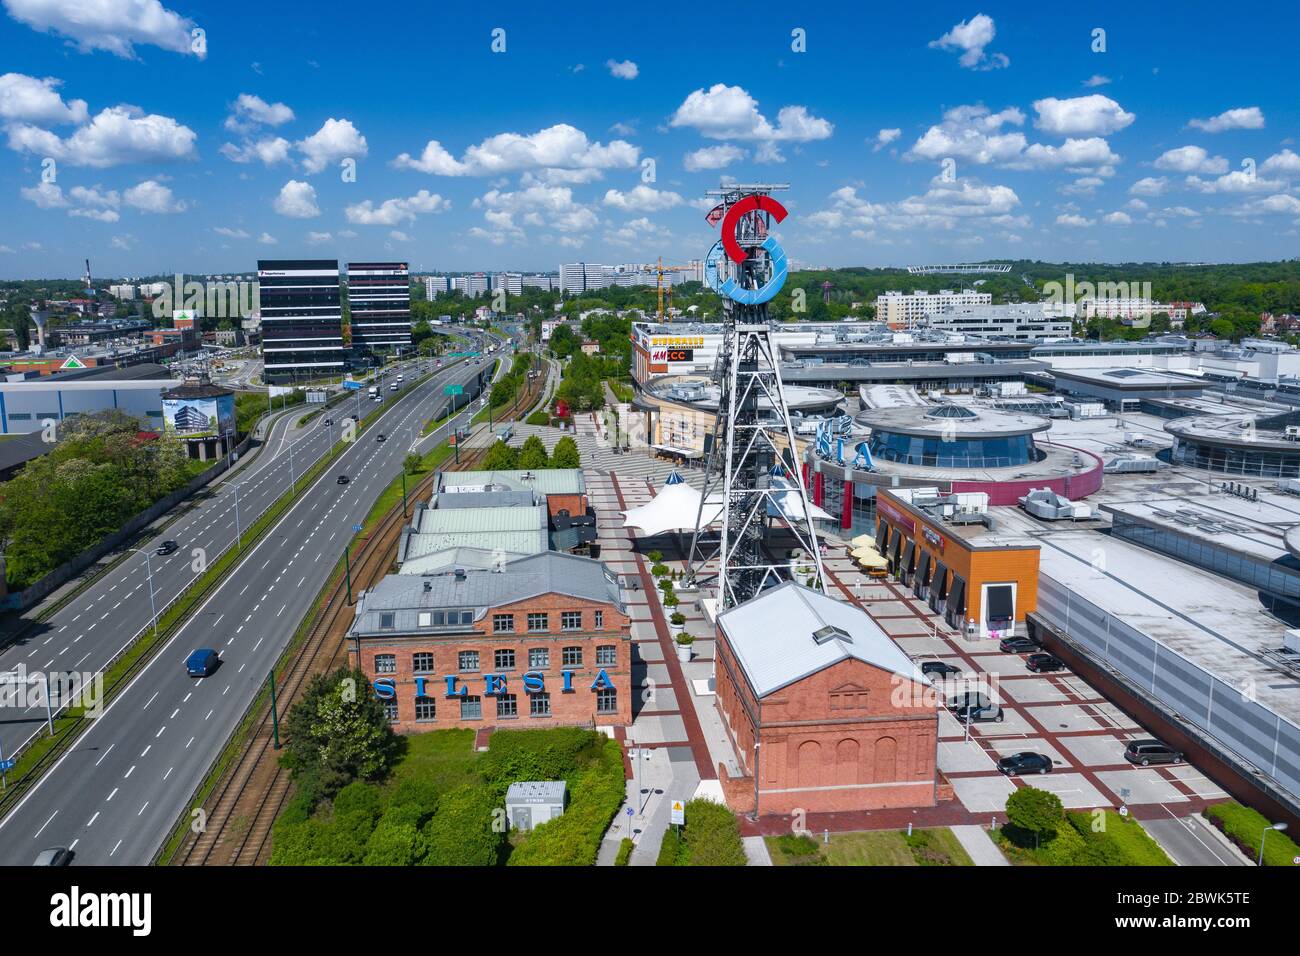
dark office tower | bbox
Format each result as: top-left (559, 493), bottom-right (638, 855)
top-left (257, 259), bottom-right (344, 383)
top-left (347, 261), bottom-right (412, 353)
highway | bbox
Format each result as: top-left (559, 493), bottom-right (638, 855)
top-left (0, 345), bottom-right (491, 865)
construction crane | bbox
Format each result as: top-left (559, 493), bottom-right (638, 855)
top-left (654, 256), bottom-right (697, 322)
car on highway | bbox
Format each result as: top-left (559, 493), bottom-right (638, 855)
top-left (376, 433), bottom-right (386, 442)
top-left (155, 540), bottom-right (180, 556)
top-left (337, 474), bottom-right (350, 485)
top-left (32, 847), bottom-right (74, 866)
top-left (1124, 739), bottom-right (1184, 766)
top-left (323, 417), bottom-right (333, 426)
top-left (389, 383), bottom-right (399, 391)
top-left (1026, 653), bottom-right (1065, 673)
top-left (999, 636), bottom-right (1038, 654)
top-left (185, 648), bottom-right (220, 678)
top-left (997, 752), bottom-right (1053, 776)
top-left (920, 660), bottom-right (964, 680)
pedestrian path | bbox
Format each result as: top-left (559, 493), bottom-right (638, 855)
top-left (950, 825), bottom-right (1010, 865)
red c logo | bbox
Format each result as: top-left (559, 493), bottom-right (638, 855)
top-left (720, 195), bottom-right (788, 265)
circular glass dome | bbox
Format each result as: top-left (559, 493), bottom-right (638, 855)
top-left (924, 405), bottom-right (979, 420)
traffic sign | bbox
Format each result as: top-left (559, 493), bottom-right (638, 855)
top-left (343, 380), bottom-right (363, 391)
top-left (670, 800), bottom-right (685, 826)
top-left (352, 524), bottom-right (363, 533)
top-left (444, 384), bottom-right (464, 396)
top-left (0, 759), bottom-right (14, 771)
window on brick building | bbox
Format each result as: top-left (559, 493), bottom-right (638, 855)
top-left (530, 692), bottom-right (551, 717)
top-left (830, 686), bottom-right (870, 710)
top-left (497, 694), bottom-right (518, 719)
top-left (527, 612), bottom-right (549, 632)
top-left (595, 645), bottom-right (616, 666)
top-left (562, 646), bottom-right (583, 667)
top-left (375, 654), bottom-right (396, 674)
top-left (596, 688), bottom-right (617, 714)
top-left (494, 648), bottom-right (516, 670)
top-left (382, 698), bottom-right (398, 721)
top-left (460, 696), bottom-right (482, 720)
top-left (412, 652), bottom-right (433, 674)
top-left (594, 610), bottom-right (604, 629)
top-left (458, 651), bottom-right (479, 672)
top-left (415, 696), bottom-right (436, 721)
top-left (528, 647), bottom-right (549, 669)
top-left (493, 613), bottom-right (514, 634)
top-left (418, 612), bottom-right (432, 628)
top-left (561, 610), bottom-right (583, 630)
top-left (379, 612), bottom-right (395, 630)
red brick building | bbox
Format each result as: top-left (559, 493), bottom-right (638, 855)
top-left (349, 551), bottom-right (631, 732)
top-left (714, 583), bottom-right (938, 815)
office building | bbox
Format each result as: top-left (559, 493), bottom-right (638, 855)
top-left (875, 289), bottom-right (993, 328)
top-left (923, 302), bottom-right (1073, 342)
top-left (423, 275), bottom-right (449, 299)
top-left (257, 259), bottom-right (344, 382)
top-left (493, 273), bottom-right (523, 296)
top-left (347, 261), bottom-right (412, 352)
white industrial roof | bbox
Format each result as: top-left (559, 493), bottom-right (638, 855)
top-left (717, 582), bottom-right (928, 698)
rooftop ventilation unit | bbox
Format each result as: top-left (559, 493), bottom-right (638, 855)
top-left (812, 624), bottom-right (852, 646)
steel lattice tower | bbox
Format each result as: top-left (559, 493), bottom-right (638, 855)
top-left (687, 184), bottom-right (825, 610)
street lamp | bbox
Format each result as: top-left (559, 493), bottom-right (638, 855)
top-left (1258, 821), bottom-right (1288, 866)
top-left (125, 547), bottom-right (160, 637)
top-left (229, 479), bottom-right (249, 550)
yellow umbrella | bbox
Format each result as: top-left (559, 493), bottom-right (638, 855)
top-left (850, 545), bottom-right (879, 559)
top-left (850, 534), bottom-right (875, 549)
top-left (857, 551), bottom-right (889, 569)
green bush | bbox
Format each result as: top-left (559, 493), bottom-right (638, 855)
top-left (648, 550), bottom-right (663, 563)
top-left (479, 727), bottom-right (603, 787)
top-left (507, 739), bottom-right (626, 866)
top-left (678, 799), bottom-right (747, 866)
top-left (1205, 802), bottom-right (1300, 866)
top-left (670, 611), bottom-right (686, 626)
top-left (771, 833), bottom-right (824, 865)
top-left (363, 820), bottom-right (425, 866)
top-left (615, 838), bottom-right (634, 866)
top-left (420, 785), bottom-right (506, 866)
top-left (526, 411), bottom-right (550, 426)
top-left (656, 825), bottom-right (685, 866)
top-left (650, 563), bottom-right (669, 578)
top-left (1070, 811), bottom-right (1173, 866)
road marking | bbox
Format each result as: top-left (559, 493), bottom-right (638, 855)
top-left (34, 811), bottom-right (57, 838)
top-left (86, 812), bottom-right (99, 827)
top-left (110, 839), bottom-right (122, 857)
top-left (106, 789), bottom-right (118, 802)
top-left (155, 726), bottom-right (165, 738)
top-left (138, 801), bottom-right (148, 816)
top-left (94, 744), bottom-right (116, 767)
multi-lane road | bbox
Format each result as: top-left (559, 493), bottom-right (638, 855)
top-left (0, 346), bottom-right (492, 865)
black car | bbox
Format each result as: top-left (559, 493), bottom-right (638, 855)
top-left (376, 433), bottom-right (386, 442)
top-left (1124, 739), bottom-right (1183, 766)
top-left (1026, 653), bottom-right (1064, 673)
top-left (323, 417), bottom-right (333, 426)
top-left (954, 702), bottom-right (1004, 723)
top-left (999, 637), bottom-right (1038, 654)
top-left (155, 540), bottom-right (179, 556)
top-left (336, 474), bottom-right (350, 485)
top-left (997, 752), bottom-right (1053, 776)
top-left (921, 660), bottom-right (964, 679)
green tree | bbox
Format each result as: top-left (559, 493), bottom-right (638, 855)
top-left (518, 434), bottom-right (549, 469)
top-left (482, 441), bottom-right (519, 470)
top-left (420, 785), bottom-right (506, 866)
top-left (551, 435), bottom-right (580, 469)
top-left (1005, 785), bottom-right (1065, 847)
top-left (403, 452), bottom-right (422, 475)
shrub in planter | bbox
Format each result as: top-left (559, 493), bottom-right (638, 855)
top-left (650, 563), bottom-right (669, 578)
top-left (675, 633), bottom-right (694, 646)
top-left (648, 550), bottom-right (663, 563)
top-left (663, 593), bottom-right (680, 608)
top-left (670, 611), bottom-right (686, 626)
top-left (658, 578), bottom-right (673, 593)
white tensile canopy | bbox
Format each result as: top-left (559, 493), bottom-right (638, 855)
top-left (621, 471), bottom-right (833, 535)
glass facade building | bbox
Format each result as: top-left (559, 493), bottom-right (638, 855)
top-left (868, 431), bottom-right (1038, 469)
top-left (347, 261), bottom-right (412, 352)
top-left (258, 259), bottom-right (344, 382)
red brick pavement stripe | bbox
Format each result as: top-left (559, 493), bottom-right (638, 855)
top-left (608, 472), bottom-right (717, 781)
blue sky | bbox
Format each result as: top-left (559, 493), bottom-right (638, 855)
top-left (2, 0), bottom-right (1299, 278)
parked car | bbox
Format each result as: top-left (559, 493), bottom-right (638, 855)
top-left (1124, 739), bottom-right (1183, 766)
top-left (155, 540), bottom-right (179, 556)
top-left (32, 847), bottom-right (73, 866)
top-left (999, 637), bottom-right (1038, 654)
top-left (921, 660), bottom-right (964, 680)
top-left (337, 474), bottom-right (350, 485)
top-left (185, 648), bottom-right (219, 678)
top-left (1026, 653), bottom-right (1064, 673)
top-left (947, 691), bottom-right (993, 712)
top-left (997, 752), bottom-right (1053, 776)
top-left (954, 702), bottom-right (1004, 723)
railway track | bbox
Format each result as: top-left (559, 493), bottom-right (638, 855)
top-left (168, 367), bottom-right (546, 866)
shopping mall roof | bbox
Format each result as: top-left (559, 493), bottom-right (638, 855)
top-left (717, 582), bottom-right (928, 697)
top-left (856, 403), bottom-right (1052, 439)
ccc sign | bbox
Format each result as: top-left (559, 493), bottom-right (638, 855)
top-left (704, 194), bottom-right (789, 305)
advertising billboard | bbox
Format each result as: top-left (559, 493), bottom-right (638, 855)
top-left (162, 393), bottom-right (235, 439)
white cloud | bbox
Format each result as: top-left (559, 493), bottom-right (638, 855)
top-left (22, 179), bottom-right (126, 221)
top-left (1261, 149), bottom-right (1300, 176)
top-left (6, 104), bottom-right (196, 167)
top-left (124, 178), bottom-right (185, 213)
top-left (213, 226), bottom-right (249, 238)
top-left (602, 185), bottom-right (682, 212)
top-left (1224, 194), bottom-right (1300, 217)
top-left (606, 59), bottom-right (638, 80)
top-left (219, 136), bottom-right (291, 165)
top-left (272, 180), bottom-right (319, 218)
top-left (110, 234), bottom-right (133, 249)
top-left (1033, 95), bottom-right (1135, 136)
top-left (604, 216), bottom-right (658, 247)
top-left (1129, 176), bottom-right (1168, 196)
top-left (258, 232), bottom-right (277, 245)
top-left (306, 231), bottom-right (331, 243)
top-left (806, 179), bottom-right (1021, 239)
top-left (1103, 211), bottom-right (1132, 225)
top-left (1017, 137), bottom-right (1120, 170)
top-left (20, 180), bottom-right (67, 209)
top-left (1185, 170), bottom-right (1285, 194)
top-left (394, 123), bottom-right (637, 178)
top-left (388, 230), bottom-right (411, 242)
top-left (1154, 145), bottom-right (1228, 174)
top-left (296, 117), bottom-right (367, 174)
top-left (474, 184), bottom-right (598, 239)
top-left (1083, 74), bottom-right (1111, 88)
top-left (683, 144), bottom-right (745, 171)
top-left (928, 13), bottom-right (1009, 70)
top-left (872, 128), bottom-right (901, 152)
top-left (224, 93), bottom-right (294, 133)
top-left (670, 84), bottom-right (832, 142)
top-left (3, 0), bottom-right (204, 59)
top-left (344, 189), bottom-right (450, 225)
top-left (907, 104), bottom-right (1026, 165)
top-left (1187, 107), bottom-right (1264, 133)
top-left (1060, 176), bottom-right (1104, 196)
top-left (0, 72), bottom-right (87, 124)
top-left (1055, 213), bottom-right (1094, 227)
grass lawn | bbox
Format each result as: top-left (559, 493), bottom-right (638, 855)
top-left (386, 728), bottom-right (483, 795)
top-left (766, 828), bottom-right (974, 866)
top-left (992, 810), bottom-right (1172, 866)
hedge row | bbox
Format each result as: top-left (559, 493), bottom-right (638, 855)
top-left (655, 799), bottom-right (747, 866)
top-left (1205, 801), bottom-right (1300, 866)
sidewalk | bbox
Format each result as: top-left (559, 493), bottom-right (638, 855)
top-left (950, 825), bottom-right (1010, 865)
